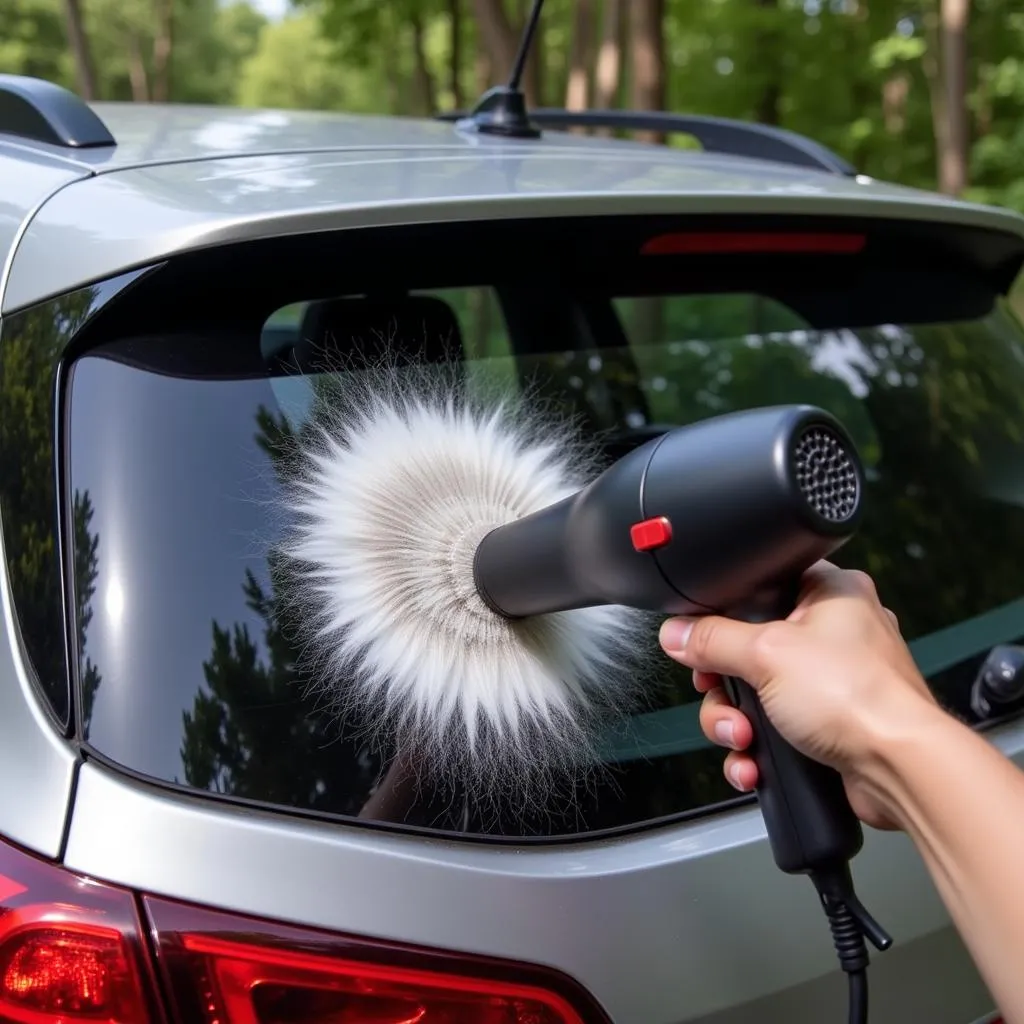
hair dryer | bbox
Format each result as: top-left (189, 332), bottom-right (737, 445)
top-left (474, 403), bottom-right (892, 1023)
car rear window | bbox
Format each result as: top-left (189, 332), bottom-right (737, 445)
top-left (21, 215), bottom-right (1024, 840)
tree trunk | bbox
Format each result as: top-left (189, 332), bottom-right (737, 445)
top-left (475, 47), bottom-right (492, 96)
top-left (882, 73), bottom-right (909, 135)
top-left (127, 32), bottom-right (150, 102)
top-left (471, 0), bottom-right (530, 100)
top-left (939, 0), bottom-right (970, 195)
top-left (593, 0), bottom-right (623, 136)
top-left (972, 0), bottom-right (998, 137)
top-left (381, 3), bottom-right (401, 114)
top-left (449, 0), bottom-right (463, 109)
top-left (565, 0), bottom-right (595, 114)
top-left (754, 0), bottom-right (781, 125)
top-left (410, 10), bottom-right (438, 115)
top-left (628, 0), bottom-right (665, 144)
top-left (519, 0), bottom-right (543, 107)
top-left (921, 8), bottom-right (949, 190)
top-left (63, 0), bottom-right (97, 100)
top-left (151, 0), bottom-right (173, 102)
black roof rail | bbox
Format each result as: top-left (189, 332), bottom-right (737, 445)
top-left (440, 107), bottom-right (855, 177)
top-left (0, 74), bottom-right (115, 149)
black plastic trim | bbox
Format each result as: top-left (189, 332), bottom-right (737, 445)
top-left (56, 756), bottom-right (81, 862)
top-left (440, 106), bottom-right (856, 176)
top-left (77, 743), bottom-right (754, 849)
top-left (0, 74), bottom-right (115, 149)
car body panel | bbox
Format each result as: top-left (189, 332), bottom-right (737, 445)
top-left (63, 720), bottom-right (1024, 1023)
top-left (5, 116), bottom-right (1024, 312)
top-left (0, 145), bottom-right (91, 310)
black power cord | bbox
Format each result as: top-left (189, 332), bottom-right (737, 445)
top-left (847, 971), bottom-right (868, 1024)
top-left (812, 864), bottom-right (893, 1024)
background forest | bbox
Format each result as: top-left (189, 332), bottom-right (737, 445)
top-left (2, 0), bottom-right (1022, 212)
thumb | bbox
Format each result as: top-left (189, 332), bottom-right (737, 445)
top-left (659, 614), bottom-right (773, 687)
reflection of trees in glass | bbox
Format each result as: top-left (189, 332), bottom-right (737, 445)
top-left (74, 491), bottom-right (102, 732)
top-left (0, 294), bottom-right (103, 728)
top-left (836, 316), bottom-right (1024, 641)
top-left (180, 399), bottom-right (390, 815)
top-left (177, 294), bottom-right (1024, 834)
top-left (181, 563), bottom-right (385, 810)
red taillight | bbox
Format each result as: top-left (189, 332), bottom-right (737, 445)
top-left (3, 927), bottom-right (127, 1019)
top-left (640, 231), bottom-right (867, 255)
top-left (0, 836), bottom-right (603, 1024)
top-left (0, 845), bottom-right (154, 1024)
top-left (146, 897), bottom-right (601, 1024)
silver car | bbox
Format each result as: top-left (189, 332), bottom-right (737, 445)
top-left (0, 70), bottom-right (1021, 1024)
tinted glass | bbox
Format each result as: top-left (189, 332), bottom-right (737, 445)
top-left (59, 223), bottom-right (1024, 840)
top-left (0, 281), bottom-right (141, 729)
top-left (0, 301), bottom-right (75, 726)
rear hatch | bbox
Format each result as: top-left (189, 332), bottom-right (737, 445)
top-left (5, 206), bottom-right (1024, 1023)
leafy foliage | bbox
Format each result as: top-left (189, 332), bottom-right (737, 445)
top-left (0, 0), bottom-right (71, 83)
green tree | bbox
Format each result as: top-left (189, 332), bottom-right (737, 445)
top-left (0, 0), bottom-right (264, 105)
top-left (79, 0), bottom-right (262, 103)
top-left (237, 9), bottom-right (358, 111)
top-left (174, 0), bottom-right (267, 104)
top-left (0, 0), bottom-right (74, 85)
top-left (285, 0), bottom-right (456, 114)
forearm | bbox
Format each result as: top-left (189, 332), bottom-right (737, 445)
top-left (862, 698), bottom-right (1024, 1022)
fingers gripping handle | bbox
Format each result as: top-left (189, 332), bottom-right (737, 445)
top-left (721, 676), bottom-right (864, 874)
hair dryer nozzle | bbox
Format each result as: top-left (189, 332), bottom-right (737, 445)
top-left (473, 404), bottom-right (865, 619)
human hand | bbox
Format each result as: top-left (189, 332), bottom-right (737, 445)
top-left (659, 562), bottom-right (940, 830)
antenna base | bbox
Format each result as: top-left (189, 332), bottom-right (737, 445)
top-left (459, 86), bottom-right (541, 139)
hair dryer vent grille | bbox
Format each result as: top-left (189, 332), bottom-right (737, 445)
top-left (793, 425), bottom-right (859, 522)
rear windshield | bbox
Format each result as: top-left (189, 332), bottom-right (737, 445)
top-left (59, 218), bottom-right (1024, 840)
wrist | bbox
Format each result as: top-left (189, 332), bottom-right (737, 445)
top-left (849, 679), bottom-right (960, 828)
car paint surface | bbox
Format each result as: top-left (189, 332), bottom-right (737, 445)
top-left (0, 146), bottom-right (89, 306)
top-left (4, 102), bottom-right (1024, 313)
top-left (1, 98), bottom-right (1021, 1023)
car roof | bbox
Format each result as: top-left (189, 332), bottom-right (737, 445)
top-left (20, 101), bottom-right (561, 171)
top-left (3, 98), bottom-right (1024, 314)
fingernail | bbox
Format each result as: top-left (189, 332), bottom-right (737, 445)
top-left (660, 617), bottom-right (695, 651)
top-left (714, 720), bottom-right (736, 748)
top-left (728, 761), bottom-right (747, 791)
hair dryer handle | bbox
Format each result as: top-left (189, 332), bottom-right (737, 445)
top-left (722, 675), bottom-right (864, 874)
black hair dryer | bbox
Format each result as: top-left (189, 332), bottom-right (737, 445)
top-left (473, 404), bottom-right (891, 1022)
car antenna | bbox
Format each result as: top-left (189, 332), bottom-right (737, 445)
top-left (458, 0), bottom-right (545, 139)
